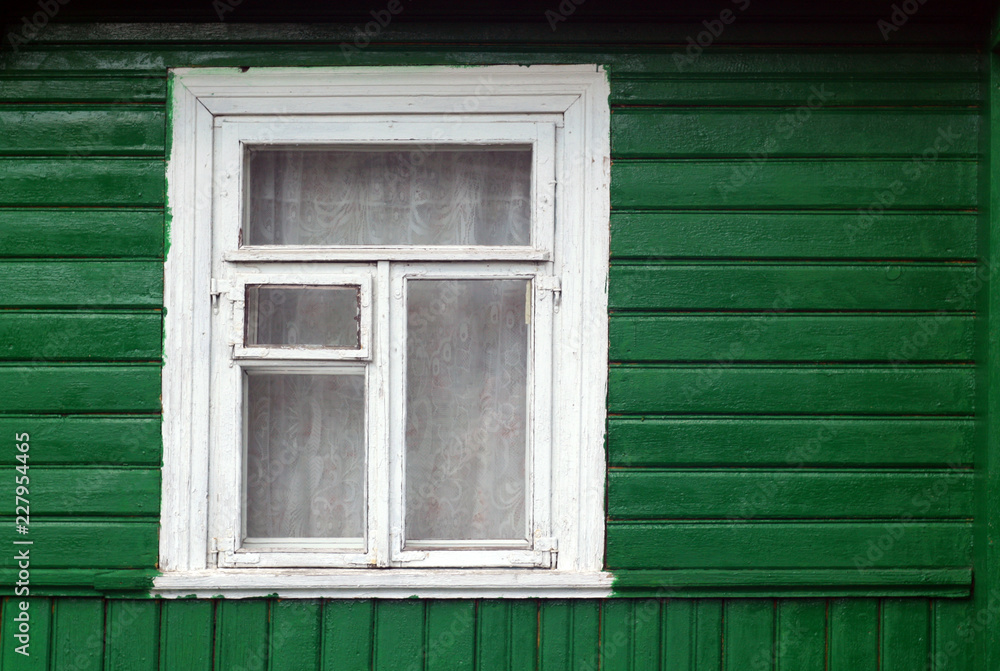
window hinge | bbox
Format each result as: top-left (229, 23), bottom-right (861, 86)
top-left (210, 278), bottom-right (232, 314)
top-left (536, 537), bottom-right (559, 569)
top-left (208, 537), bottom-right (219, 568)
top-left (536, 275), bottom-right (562, 311)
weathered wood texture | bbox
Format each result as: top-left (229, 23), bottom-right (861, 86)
top-left (0, 23), bottom-right (981, 669)
top-left (0, 597), bottom-right (977, 670)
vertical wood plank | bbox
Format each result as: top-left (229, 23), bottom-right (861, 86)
top-left (0, 597), bottom-right (50, 671)
top-left (881, 598), bottom-right (931, 671)
top-left (160, 600), bottom-right (213, 671)
top-left (105, 600), bottom-right (159, 671)
top-left (931, 599), bottom-right (975, 671)
top-left (476, 601), bottom-right (509, 671)
top-left (775, 599), bottom-right (826, 671)
top-left (214, 600), bottom-right (269, 671)
top-left (373, 599), bottom-right (425, 671)
top-left (52, 598), bottom-right (104, 671)
top-left (538, 600), bottom-right (571, 671)
top-left (600, 600), bottom-right (633, 671)
top-left (723, 599), bottom-right (774, 671)
top-left (694, 600), bottom-right (723, 671)
top-left (270, 599), bottom-right (322, 671)
top-left (508, 600), bottom-right (538, 671)
top-left (829, 599), bottom-right (879, 671)
top-left (425, 601), bottom-right (474, 671)
top-left (570, 601), bottom-right (600, 671)
top-left (662, 599), bottom-right (694, 671)
top-left (322, 600), bottom-right (373, 671)
top-left (602, 599), bottom-right (661, 671)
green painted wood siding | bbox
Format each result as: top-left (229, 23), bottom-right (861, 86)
top-left (0, 596), bottom-right (980, 671)
top-left (0, 23), bottom-right (982, 670)
top-left (606, 50), bottom-right (978, 590)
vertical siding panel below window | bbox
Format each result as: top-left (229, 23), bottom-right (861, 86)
top-left (694, 600), bottom-right (724, 671)
top-left (214, 600), bottom-right (269, 671)
top-left (105, 600), bottom-right (159, 671)
top-left (723, 599), bottom-right (775, 671)
top-left (160, 600), bottom-right (213, 671)
top-left (828, 599), bottom-right (879, 670)
top-left (425, 601), bottom-right (475, 671)
top-left (775, 599), bottom-right (827, 671)
top-left (662, 599), bottom-right (695, 670)
top-left (374, 599), bottom-right (425, 671)
top-left (321, 600), bottom-right (373, 671)
top-left (931, 599), bottom-right (975, 671)
top-left (880, 599), bottom-right (931, 671)
top-left (0, 597), bottom-right (50, 671)
top-left (52, 598), bottom-right (104, 670)
top-left (270, 599), bottom-right (322, 671)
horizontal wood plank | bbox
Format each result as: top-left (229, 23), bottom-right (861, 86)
top-left (0, 312), bottom-right (161, 361)
top-left (0, 468), bottom-right (159, 516)
top-left (0, 107), bottom-right (165, 156)
top-left (0, 76), bottom-right (166, 102)
top-left (0, 261), bottom-right (162, 307)
top-left (0, 209), bottom-right (163, 258)
top-left (0, 366), bottom-right (161, 414)
top-left (0, 520), bottom-right (156, 568)
top-left (609, 264), bottom-right (977, 312)
top-left (0, 158), bottom-right (163, 206)
top-left (610, 77), bottom-right (981, 106)
top-left (612, 109), bottom-right (978, 158)
top-left (0, 416), bottom-right (160, 465)
top-left (610, 314), bottom-right (974, 362)
top-left (608, 470), bottom-right (972, 519)
top-left (606, 521), bottom-right (972, 569)
top-left (610, 212), bottom-right (976, 260)
top-left (608, 366), bottom-right (974, 415)
top-left (607, 417), bottom-right (974, 468)
top-left (611, 159), bottom-right (977, 210)
top-left (0, 49), bottom-right (979, 75)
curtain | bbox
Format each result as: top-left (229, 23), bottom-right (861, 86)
top-left (404, 279), bottom-right (529, 542)
top-left (246, 147), bottom-right (531, 246)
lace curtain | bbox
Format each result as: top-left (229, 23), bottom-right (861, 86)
top-left (246, 147), bottom-right (532, 247)
top-left (405, 279), bottom-right (529, 542)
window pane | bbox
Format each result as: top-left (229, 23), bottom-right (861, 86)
top-left (405, 279), bottom-right (529, 542)
top-left (245, 371), bottom-right (365, 540)
top-left (245, 285), bottom-right (360, 348)
top-left (245, 146), bottom-right (531, 246)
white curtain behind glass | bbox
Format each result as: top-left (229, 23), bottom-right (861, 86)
top-left (405, 279), bottom-right (529, 542)
top-left (246, 147), bottom-right (532, 246)
top-left (245, 373), bottom-right (366, 540)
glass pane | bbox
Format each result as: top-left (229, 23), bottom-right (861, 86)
top-left (245, 146), bottom-right (531, 246)
top-left (405, 279), bottom-right (529, 542)
top-left (245, 372), bottom-right (365, 539)
top-left (245, 285), bottom-right (360, 348)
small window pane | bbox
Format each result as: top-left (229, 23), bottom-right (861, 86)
top-left (245, 146), bottom-right (531, 246)
top-left (245, 371), bottom-right (365, 540)
top-left (246, 285), bottom-right (360, 348)
top-left (404, 279), bottom-right (529, 543)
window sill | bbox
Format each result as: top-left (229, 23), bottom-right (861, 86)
top-left (152, 569), bottom-right (614, 599)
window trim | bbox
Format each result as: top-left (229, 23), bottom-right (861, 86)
top-left (159, 65), bottom-right (611, 598)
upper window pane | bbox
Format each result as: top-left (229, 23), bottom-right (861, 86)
top-left (245, 145), bottom-right (532, 247)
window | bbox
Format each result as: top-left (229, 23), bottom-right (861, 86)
top-left (159, 66), bottom-right (611, 597)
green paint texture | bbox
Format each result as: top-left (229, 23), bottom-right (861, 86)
top-left (0, 10), bottom-right (991, 670)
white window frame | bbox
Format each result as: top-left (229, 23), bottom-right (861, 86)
top-left (158, 65), bottom-right (611, 598)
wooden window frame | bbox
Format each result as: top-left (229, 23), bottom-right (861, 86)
top-left (159, 65), bottom-right (612, 598)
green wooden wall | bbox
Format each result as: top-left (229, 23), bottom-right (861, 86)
top-left (0, 19), bottom-right (986, 671)
top-left (0, 597), bottom-right (983, 670)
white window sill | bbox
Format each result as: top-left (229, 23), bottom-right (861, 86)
top-left (152, 569), bottom-right (614, 599)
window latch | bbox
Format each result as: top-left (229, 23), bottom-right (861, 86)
top-left (536, 275), bottom-right (562, 311)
